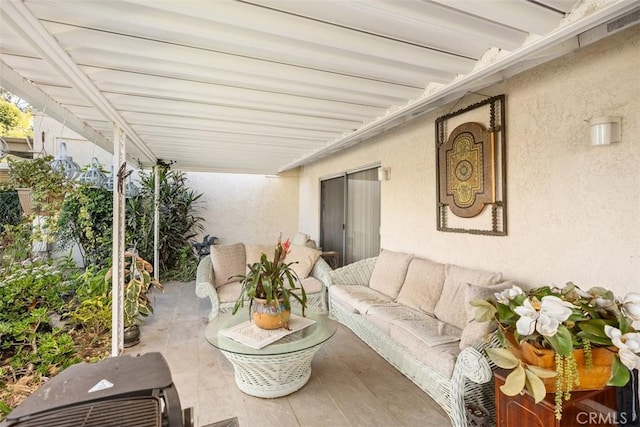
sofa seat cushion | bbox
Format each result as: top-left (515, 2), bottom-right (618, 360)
top-left (297, 276), bottom-right (324, 294)
top-left (210, 243), bottom-right (246, 288)
top-left (390, 322), bottom-right (462, 378)
top-left (433, 265), bottom-right (502, 330)
top-left (395, 258), bottom-right (446, 316)
top-left (216, 281), bottom-right (243, 303)
top-left (390, 314), bottom-right (462, 348)
top-left (328, 285), bottom-right (395, 314)
top-left (365, 305), bottom-right (427, 335)
top-left (369, 249), bottom-right (414, 299)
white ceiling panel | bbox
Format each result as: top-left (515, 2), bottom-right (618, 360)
top-left (1, 0), bottom-right (637, 174)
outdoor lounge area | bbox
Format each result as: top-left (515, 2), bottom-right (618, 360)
top-left (1, 1), bottom-right (640, 426)
top-left (124, 281), bottom-right (451, 427)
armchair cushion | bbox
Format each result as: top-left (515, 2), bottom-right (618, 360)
top-left (245, 244), bottom-right (274, 269)
top-left (291, 232), bottom-right (310, 246)
top-left (210, 243), bottom-right (246, 288)
top-left (216, 281), bottom-right (243, 304)
top-left (286, 245), bottom-right (321, 279)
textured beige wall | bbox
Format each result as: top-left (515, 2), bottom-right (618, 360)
top-left (299, 25), bottom-right (640, 297)
top-left (186, 170), bottom-right (301, 245)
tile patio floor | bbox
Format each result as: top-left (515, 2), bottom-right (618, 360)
top-left (125, 281), bottom-right (451, 427)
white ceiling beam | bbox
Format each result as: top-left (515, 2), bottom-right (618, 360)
top-left (281, 0), bottom-right (640, 172)
top-left (0, 61), bottom-right (112, 154)
top-left (0, 0), bottom-right (156, 164)
top-left (126, 0), bottom-right (476, 74)
top-left (254, 0), bottom-right (528, 53)
top-left (431, 0), bottom-right (566, 35)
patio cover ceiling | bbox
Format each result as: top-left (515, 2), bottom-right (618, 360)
top-left (1, 0), bottom-right (638, 175)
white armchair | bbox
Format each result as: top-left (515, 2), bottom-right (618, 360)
top-left (195, 242), bottom-right (332, 321)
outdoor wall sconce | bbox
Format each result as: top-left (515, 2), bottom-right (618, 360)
top-left (589, 116), bottom-right (621, 146)
top-left (378, 167), bottom-right (390, 181)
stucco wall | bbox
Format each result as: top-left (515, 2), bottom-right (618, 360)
top-left (298, 25), bottom-right (640, 297)
top-left (186, 170), bottom-right (301, 246)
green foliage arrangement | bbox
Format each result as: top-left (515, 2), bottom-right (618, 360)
top-left (473, 282), bottom-right (640, 420)
top-left (105, 252), bottom-right (163, 328)
top-left (0, 257), bottom-right (112, 417)
top-left (8, 155), bottom-right (70, 215)
top-left (57, 185), bottom-right (113, 268)
top-left (126, 166), bottom-right (204, 280)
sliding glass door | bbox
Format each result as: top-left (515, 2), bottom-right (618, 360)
top-left (320, 167), bottom-right (380, 267)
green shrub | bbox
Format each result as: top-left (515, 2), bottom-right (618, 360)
top-left (57, 185), bottom-right (113, 269)
top-left (126, 167), bottom-right (204, 280)
top-left (67, 295), bottom-right (111, 337)
top-left (0, 260), bottom-right (68, 320)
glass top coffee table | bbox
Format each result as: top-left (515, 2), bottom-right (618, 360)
top-left (206, 310), bottom-right (337, 398)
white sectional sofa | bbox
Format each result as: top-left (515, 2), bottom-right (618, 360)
top-left (196, 241), bottom-right (332, 321)
top-left (328, 249), bottom-right (510, 427)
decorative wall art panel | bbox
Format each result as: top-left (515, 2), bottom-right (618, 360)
top-left (435, 95), bottom-right (506, 235)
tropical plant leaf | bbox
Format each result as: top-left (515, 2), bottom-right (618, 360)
top-left (607, 355), bottom-right (631, 387)
top-left (524, 368), bottom-right (548, 403)
top-left (576, 331), bottom-right (612, 346)
top-left (486, 348), bottom-right (520, 369)
top-left (496, 303), bottom-right (515, 320)
top-left (470, 299), bottom-right (496, 322)
top-left (526, 364), bottom-right (557, 378)
top-left (545, 325), bottom-right (573, 356)
top-left (578, 319), bottom-right (613, 338)
top-left (500, 365), bottom-right (526, 396)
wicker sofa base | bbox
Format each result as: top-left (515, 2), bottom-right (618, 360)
top-left (329, 299), bottom-right (495, 427)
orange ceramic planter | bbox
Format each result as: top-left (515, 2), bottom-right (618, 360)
top-left (506, 333), bottom-right (615, 392)
top-left (252, 298), bottom-right (291, 330)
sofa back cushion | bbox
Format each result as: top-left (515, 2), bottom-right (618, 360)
top-left (286, 245), bottom-right (321, 279)
top-left (210, 243), bottom-right (246, 288)
top-left (368, 249), bottom-right (414, 299)
top-left (459, 280), bottom-right (518, 349)
top-left (395, 258), bottom-right (446, 315)
top-left (433, 264), bottom-right (502, 329)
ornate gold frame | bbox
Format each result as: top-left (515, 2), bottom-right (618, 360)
top-left (435, 94), bottom-right (506, 235)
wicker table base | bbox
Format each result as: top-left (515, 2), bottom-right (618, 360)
top-left (221, 345), bottom-right (320, 398)
top-left (206, 311), bottom-right (337, 399)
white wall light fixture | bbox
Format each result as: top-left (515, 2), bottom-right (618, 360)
top-left (589, 116), bottom-right (621, 146)
top-left (378, 167), bottom-right (390, 181)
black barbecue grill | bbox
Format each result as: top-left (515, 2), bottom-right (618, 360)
top-left (1, 352), bottom-right (193, 427)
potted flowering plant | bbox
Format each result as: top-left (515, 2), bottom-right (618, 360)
top-left (472, 282), bottom-right (640, 420)
top-left (232, 235), bottom-right (307, 330)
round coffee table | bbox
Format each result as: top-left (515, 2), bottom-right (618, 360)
top-left (205, 310), bottom-right (337, 398)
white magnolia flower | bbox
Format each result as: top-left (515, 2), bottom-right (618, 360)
top-left (495, 286), bottom-right (524, 305)
top-left (604, 326), bottom-right (640, 370)
top-left (514, 295), bottom-right (574, 337)
top-left (622, 293), bottom-right (640, 321)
